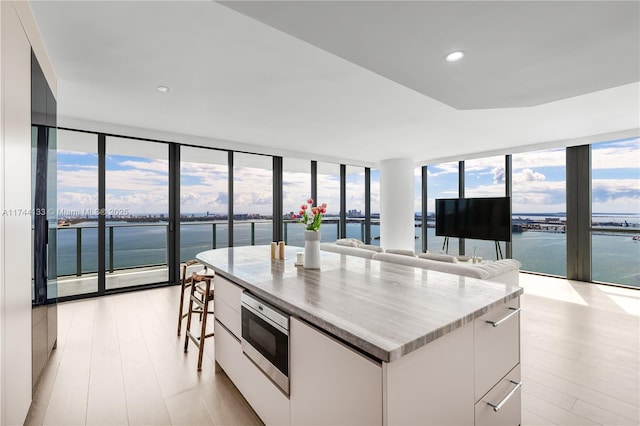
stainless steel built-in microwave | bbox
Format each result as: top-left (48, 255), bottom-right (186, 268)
top-left (241, 292), bottom-right (290, 395)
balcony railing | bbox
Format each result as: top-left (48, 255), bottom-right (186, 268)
top-left (57, 218), bottom-right (382, 278)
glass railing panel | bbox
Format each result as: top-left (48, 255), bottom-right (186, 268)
top-left (105, 223), bottom-right (169, 290)
top-left (511, 226), bottom-right (566, 276)
top-left (57, 225), bottom-right (98, 297)
top-left (233, 220), bottom-right (273, 247)
top-left (592, 230), bottom-right (640, 287)
top-left (319, 219), bottom-right (340, 243)
top-left (283, 221), bottom-right (305, 247)
top-left (180, 221), bottom-right (229, 262)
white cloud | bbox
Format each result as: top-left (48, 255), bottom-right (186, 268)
top-left (58, 166), bottom-right (99, 189)
top-left (512, 148), bottom-right (565, 169)
top-left (427, 162), bottom-right (458, 177)
top-left (119, 159), bottom-right (168, 172)
top-left (464, 156), bottom-right (504, 173)
top-left (57, 192), bottom-right (99, 212)
top-left (493, 166), bottom-right (505, 184)
top-left (513, 168), bottom-right (546, 183)
top-left (592, 141), bottom-right (640, 169)
top-left (592, 179), bottom-right (640, 214)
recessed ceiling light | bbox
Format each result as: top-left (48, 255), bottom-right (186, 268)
top-left (157, 85), bottom-right (170, 93)
top-left (445, 51), bottom-right (465, 63)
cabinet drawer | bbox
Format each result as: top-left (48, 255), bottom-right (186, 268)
top-left (474, 298), bottom-right (520, 400)
top-left (215, 298), bottom-right (241, 339)
top-left (241, 353), bottom-right (290, 426)
top-left (214, 320), bottom-right (243, 387)
top-left (215, 275), bottom-right (243, 312)
top-left (475, 364), bottom-right (521, 426)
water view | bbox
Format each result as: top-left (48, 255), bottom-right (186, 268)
top-left (57, 214), bottom-right (640, 288)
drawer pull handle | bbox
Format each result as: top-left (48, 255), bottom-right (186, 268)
top-left (487, 380), bottom-right (522, 412)
top-left (485, 307), bottom-right (521, 327)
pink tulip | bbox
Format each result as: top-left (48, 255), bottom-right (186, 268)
top-left (321, 203), bottom-right (327, 208)
top-left (292, 214), bottom-right (297, 219)
top-left (301, 204), bottom-right (307, 210)
top-left (307, 198), bottom-right (314, 204)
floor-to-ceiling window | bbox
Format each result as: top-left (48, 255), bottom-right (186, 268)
top-left (105, 137), bottom-right (169, 289)
top-left (464, 155), bottom-right (507, 260)
top-left (316, 162), bottom-right (341, 243)
top-left (56, 130), bottom-right (99, 297)
top-left (180, 146), bottom-right (229, 261)
top-left (512, 148), bottom-right (567, 276)
top-left (233, 152), bottom-right (273, 246)
top-left (370, 169), bottom-right (381, 245)
top-left (345, 165), bottom-right (366, 242)
top-left (282, 158), bottom-right (311, 246)
top-left (591, 138), bottom-right (640, 287)
top-left (414, 166), bottom-right (422, 253)
top-left (426, 161), bottom-right (460, 255)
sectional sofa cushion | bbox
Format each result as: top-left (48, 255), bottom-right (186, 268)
top-left (360, 244), bottom-right (384, 252)
top-left (418, 252), bottom-right (458, 263)
top-left (385, 248), bottom-right (416, 257)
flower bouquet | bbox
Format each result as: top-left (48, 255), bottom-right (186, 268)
top-left (292, 198), bottom-right (327, 232)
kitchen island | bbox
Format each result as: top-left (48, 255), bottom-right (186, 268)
top-left (198, 245), bottom-right (523, 425)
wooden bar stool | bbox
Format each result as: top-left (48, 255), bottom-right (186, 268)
top-left (183, 271), bottom-right (215, 371)
top-left (177, 260), bottom-right (208, 336)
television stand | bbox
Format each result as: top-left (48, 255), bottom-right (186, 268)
top-left (494, 241), bottom-right (504, 260)
top-left (441, 237), bottom-right (450, 254)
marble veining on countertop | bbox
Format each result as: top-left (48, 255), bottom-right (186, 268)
top-left (197, 245), bottom-right (523, 362)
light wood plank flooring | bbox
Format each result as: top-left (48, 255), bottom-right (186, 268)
top-left (25, 273), bottom-right (639, 425)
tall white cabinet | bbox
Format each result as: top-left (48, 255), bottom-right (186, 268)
top-left (0, 2), bottom-right (56, 424)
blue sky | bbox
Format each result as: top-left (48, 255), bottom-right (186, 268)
top-left (57, 138), bottom-right (638, 216)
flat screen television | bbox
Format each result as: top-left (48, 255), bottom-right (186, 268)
top-left (435, 197), bottom-right (511, 242)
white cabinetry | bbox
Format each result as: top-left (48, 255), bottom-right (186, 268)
top-left (474, 299), bottom-right (520, 400)
top-left (384, 322), bottom-right (475, 425)
top-left (384, 299), bottom-right (521, 426)
top-left (210, 267), bottom-right (521, 426)
top-left (241, 355), bottom-right (290, 426)
top-left (214, 275), bottom-right (242, 338)
top-left (213, 277), bottom-right (289, 426)
top-left (475, 365), bottom-right (521, 426)
top-left (1, 3), bottom-right (37, 424)
top-left (290, 318), bottom-right (382, 426)
top-left (214, 321), bottom-right (243, 386)
top-left (214, 274), bottom-right (243, 383)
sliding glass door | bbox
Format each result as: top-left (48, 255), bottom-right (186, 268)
top-left (105, 137), bottom-right (169, 289)
top-left (180, 146), bottom-right (229, 261)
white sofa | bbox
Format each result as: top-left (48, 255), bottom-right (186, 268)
top-left (319, 242), bottom-right (521, 286)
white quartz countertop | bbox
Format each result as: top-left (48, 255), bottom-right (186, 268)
top-left (197, 245), bottom-right (522, 362)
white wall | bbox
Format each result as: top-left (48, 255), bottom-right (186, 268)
top-left (379, 158), bottom-right (415, 251)
top-left (0, 2), bottom-right (56, 424)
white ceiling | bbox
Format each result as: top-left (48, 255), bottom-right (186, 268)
top-left (30, 1), bottom-right (640, 167)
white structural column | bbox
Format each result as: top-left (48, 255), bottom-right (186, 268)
top-left (379, 158), bottom-right (415, 251)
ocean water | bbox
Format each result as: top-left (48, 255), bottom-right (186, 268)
top-left (57, 220), bottom-right (640, 287)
